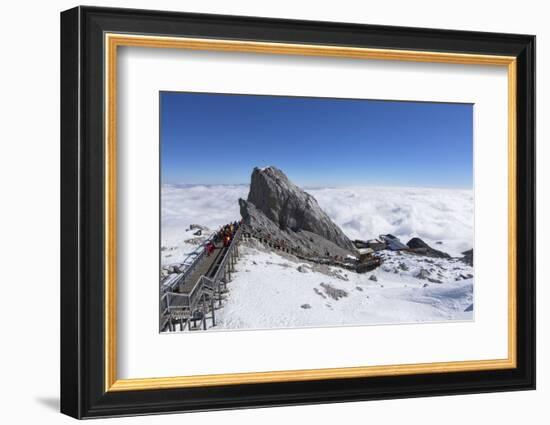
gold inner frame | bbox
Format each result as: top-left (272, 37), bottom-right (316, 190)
top-left (104, 33), bottom-right (517, 392)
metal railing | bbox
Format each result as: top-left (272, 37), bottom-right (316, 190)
top-left (242, 227), bottom-right (362, 271)
top-left (160, 225), bottom-right (243, 331)
top-left (185, 225), bottom-right (242, 309)
top-left (161, 231), bottom-right (217, 294)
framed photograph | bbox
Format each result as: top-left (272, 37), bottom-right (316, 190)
top-left (60, 6), bottom-right (535, 419)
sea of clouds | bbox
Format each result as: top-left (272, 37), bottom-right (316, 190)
top-left (161, 184), bottom-right (473, 257)
top-left (311, 186), bottom-right (473, 257)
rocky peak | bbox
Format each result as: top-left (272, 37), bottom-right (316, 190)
top-left (240, 166), bottom-right (357, 257)
top-left (248, 166), bottom-right (315, 230)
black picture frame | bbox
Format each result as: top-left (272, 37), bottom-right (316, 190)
top-left (61, 5), bottom-right (535, 419)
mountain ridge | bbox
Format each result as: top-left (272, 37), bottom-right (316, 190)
top-left (239, 166), bottom-right (357, 259)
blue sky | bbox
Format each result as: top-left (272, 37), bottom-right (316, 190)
top-left (160, 92), bottom-right (473, 188)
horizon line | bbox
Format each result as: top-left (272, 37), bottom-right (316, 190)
top-left (161, 182), bottom-right (474, 190)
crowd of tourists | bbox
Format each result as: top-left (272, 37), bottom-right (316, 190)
top-left (205, 220), bottom-right (241, 256)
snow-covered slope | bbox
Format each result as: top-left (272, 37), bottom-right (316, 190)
top-left (212, 241), bottom-right (473, 331)
top-left (161, 183), bottom-right (474, 329)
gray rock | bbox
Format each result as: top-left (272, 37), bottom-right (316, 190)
top-left (369, 274), bottom-right (378, 282)
top-left (427, 277), bottom-right (443, 284)
top-left (461, 249), bottom-right (474, 266)
top-left (240, 167), bottom-right (357, 258)
top-left (406, 237), bottom-right (451, 259)
top-left (297, 265), bottom-right (310, 273)
top-left (300, 303), bottom-right (311, 309)
top-left (320, 282), bottom-right (348, 300)
top-left (398, 262), bottom-right (409, 271)
top-left (313, 287), bottom-right (327, 299)
top-left (415, 268), bottom-right (431, 280)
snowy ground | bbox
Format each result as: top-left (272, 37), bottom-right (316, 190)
top-left (210, 240), bottom-right (473, 331)
top-left (161, 184), bottom-right (474, 329)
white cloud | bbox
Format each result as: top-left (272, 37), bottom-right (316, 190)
top-left (311, 186), bottom-right (473, 257)
top-left (161, 184), bottom-right (473, 258)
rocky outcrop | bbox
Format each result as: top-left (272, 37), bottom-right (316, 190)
top-left (406, 237), bottom-right (451, 259)
top-left (460, 249), bottom-right (473, 266)
top-left (239, 166), bottom-right (357, 258)
top-left (188, 224), bottom-right (209, 231)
